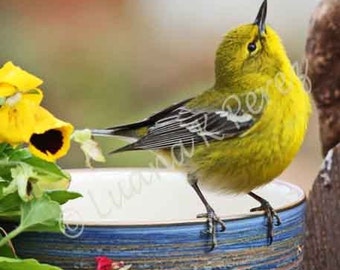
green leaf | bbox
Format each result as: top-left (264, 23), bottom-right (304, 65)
top-left (8, 149), bottom-right (32, 162)
top-left (0, 195), bottom-right (62, 247)
top-left (0, 257), bottom-right (62, 270)
top-left (6, 164), bottom-right (33, 202)
top-left (0, 245), bottom-right (15, 258)
top-left (0, 144), bottom-right (19, 158)
top-left (0, 144), bottom-right (10, 155)
top-left (0, 167), bottom-right (12, 184)
top-left (23, 157), bottom-right (70, 181)
top-left (0, 146), bottom-right (30, 181)
top-left (46, 190), bottom-right (82, 205)
top-left (0, 235), bottom-right (16, 258)
top-left (20, 195), bottom-right (62, 232)
top-left (0, 193), bottom-right (21, 219)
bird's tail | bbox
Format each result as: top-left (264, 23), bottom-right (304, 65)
top-left (91, 129), bottom-right (117, 137)
top-left (91, 123), bottom-right (149, 154)
top-left (91, 120), bottom-right (149, 140)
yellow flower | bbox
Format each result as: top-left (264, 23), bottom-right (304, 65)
top-left (0, 96), bottom-right (40, 143)
top-left (0, 61), bottom-right (43, 94)
top-left (29, 106), bottom-right (74, 162)
top-left (0, 62), bottom-right (43, 144)
top-left (0, 61), bottom-right (74, 161)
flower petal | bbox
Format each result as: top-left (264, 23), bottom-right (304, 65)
top-left (0, 99), bottom-right (38, 144)
top-left (0, 61), bottom-right (43, 91)
top-left (28, 107), bottom-right (74, 162)
top-left (0, 83), bottom-right (16, 97)
top-left (96, 256), bottom-right (113, 270)
top-left (22, 88), bottom-right (43, 105)
top-left (72, 129), bottom-right (105, 167)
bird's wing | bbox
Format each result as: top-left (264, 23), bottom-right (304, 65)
top-left (92, 98), bottom-right (193, 139)
top-left (112, 104), bottom-right (256, 153)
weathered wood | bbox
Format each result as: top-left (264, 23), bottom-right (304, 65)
top-left (303, 0), bottom-right (340, 269)
top-left (305, 0), bottom-right (340, 157)
top-left (303, 144), bottom-right (340, 270)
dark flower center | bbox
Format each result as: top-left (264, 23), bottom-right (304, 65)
top-left (30, 129), bottom-right (63, 154)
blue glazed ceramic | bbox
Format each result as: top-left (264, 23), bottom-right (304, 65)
top-left (10, 169), bottom-right (305, 269)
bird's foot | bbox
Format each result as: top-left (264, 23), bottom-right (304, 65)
top-left (197, 207), bottom-right (226, 251)
top-left (250, 200), bottom-right (281, 245)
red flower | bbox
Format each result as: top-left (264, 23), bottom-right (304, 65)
top-left (96, 256), bottom-right (126, 270)
top-left (96, 256), bottom-right (113, 270)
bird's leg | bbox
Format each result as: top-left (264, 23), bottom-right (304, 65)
top-left (191, 182), bottom-right (226, 251)
top-left (248, 191), bottom-right (281, 245)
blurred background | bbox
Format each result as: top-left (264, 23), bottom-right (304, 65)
top-left (0, 0), bottom-right (322, 192)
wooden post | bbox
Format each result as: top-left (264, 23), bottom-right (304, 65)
top-left (303, 144), bottom-right (340, 269)
top-left (304, 0), bottom-right (340, 157)
top-left (303, 0), bottom-right (340, 269)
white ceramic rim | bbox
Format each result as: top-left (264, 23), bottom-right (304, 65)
top-left (64, 168), bottom-right (306, 226)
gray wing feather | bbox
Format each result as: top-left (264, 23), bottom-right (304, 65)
top-left (113, 106), bottom-right (254, 152)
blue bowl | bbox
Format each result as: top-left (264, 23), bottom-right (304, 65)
top-left (10, 168), bottom-right (305, 269)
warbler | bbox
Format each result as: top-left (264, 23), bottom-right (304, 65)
top-left (92, 0), bottom-right (311, 250)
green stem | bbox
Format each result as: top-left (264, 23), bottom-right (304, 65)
top-left (0, 226), bottom-right (23, 247)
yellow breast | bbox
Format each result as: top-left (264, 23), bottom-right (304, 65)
top-left (189, 78), bottom-right (311, 193)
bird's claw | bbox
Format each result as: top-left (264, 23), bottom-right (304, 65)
top-left (197, 208), bottom-right (226, 251)
top-left (250, 201), bottom-right (281, 245)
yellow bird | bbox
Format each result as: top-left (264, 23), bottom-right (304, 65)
top-left (92, 0), bottom-right (311, 250)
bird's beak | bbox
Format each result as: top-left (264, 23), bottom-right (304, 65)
top-left (254, 0), bottom-right (267, 36)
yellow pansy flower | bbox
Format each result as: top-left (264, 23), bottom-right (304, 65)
top-left (0, 62), bottom-right (43, 144)
top-left (29, 106), bottom-right (74, 162)
top-left (0, 61), bottom-right (43, 94)
top-left (0, 95), bottom-right (40, 143)
top-left (0, 61), bottom-right (74, 161)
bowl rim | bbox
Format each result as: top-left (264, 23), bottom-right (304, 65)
top-left (64, 168), bottom-right (306, 227)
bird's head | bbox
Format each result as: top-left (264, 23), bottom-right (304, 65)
top-left (215, 0), bottom-right (292, 90)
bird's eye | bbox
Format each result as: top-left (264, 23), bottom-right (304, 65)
top-left (247, 42), bottom-right (257, 52)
